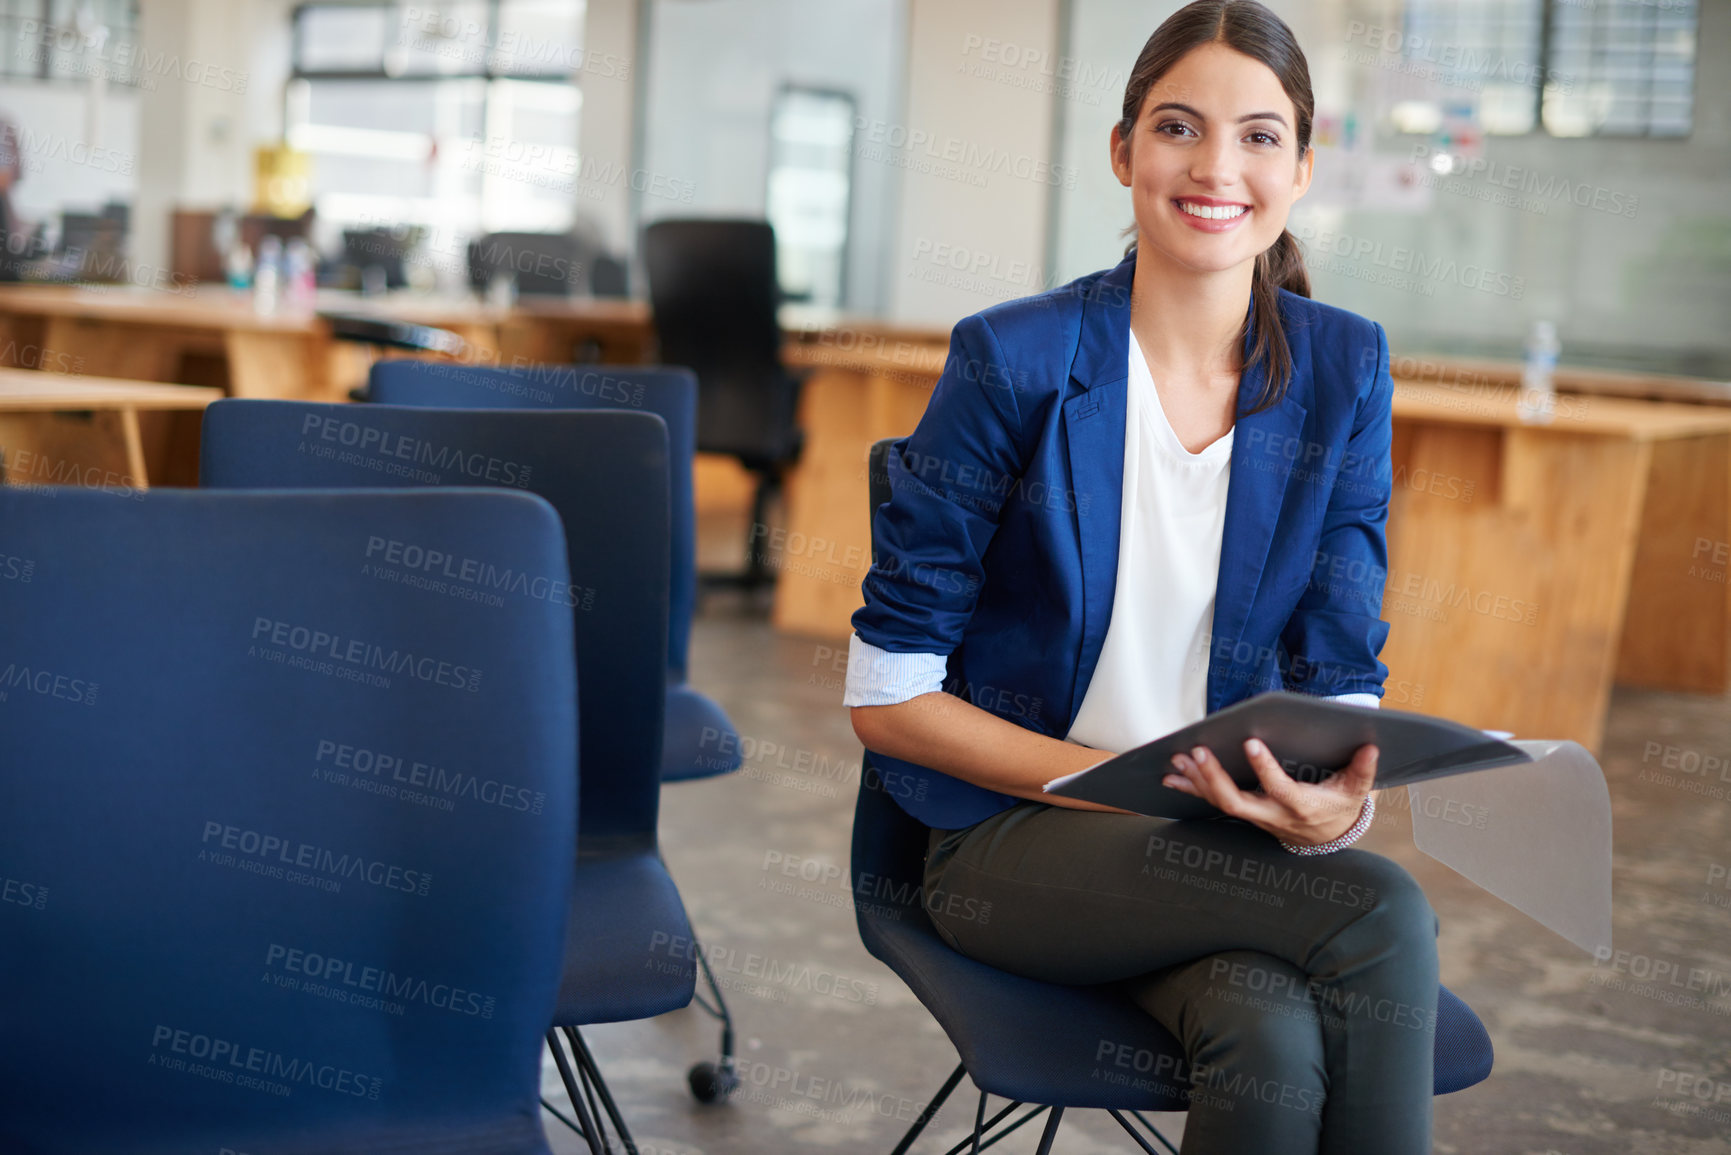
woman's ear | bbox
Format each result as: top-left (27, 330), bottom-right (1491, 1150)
top-left (1292, 144), bottom-right (1315, 203)
top-left (1109, 122), bottom-right (1133, 189)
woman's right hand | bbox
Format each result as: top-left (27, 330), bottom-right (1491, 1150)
top-left (1163, 739), bottom-right (1378, 845)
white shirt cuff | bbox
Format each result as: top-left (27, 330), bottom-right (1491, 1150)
top-left (842, 634), bottom-right (948, 707)
top-left (1326, 692), bottom-right (1381, 710)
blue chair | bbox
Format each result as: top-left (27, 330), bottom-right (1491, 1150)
top-left (852, 438), bottom-right (1495, 1153)
top-left (0, 486), bottom-right (576, 1154)
top-left (361, 361), bottom-right (746, 1099)
top-left (200, 401), bottom-right (699, 1154)
top-left (363, 360), bottom-right (742, 787)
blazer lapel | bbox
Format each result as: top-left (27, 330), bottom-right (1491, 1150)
top-left (1207, 337), bottom-right (1309, 712)
top-left (1061, 255), bottom-right (1312, 723)
top-left (1062, 255), bottom-right (1134, 725)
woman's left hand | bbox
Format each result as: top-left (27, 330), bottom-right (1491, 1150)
top-left (1162, 739), bottom-right (1377, 847)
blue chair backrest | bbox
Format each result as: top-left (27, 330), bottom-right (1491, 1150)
top-left (200, 400), bottom-right (669, 847)
top-left (0, 487), bottom-right (575, 1153)
top-left (366, 361), bottom-right (697, 684)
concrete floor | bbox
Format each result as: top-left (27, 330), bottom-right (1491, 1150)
top-left (540, 529), bottom-right (1731, 1155)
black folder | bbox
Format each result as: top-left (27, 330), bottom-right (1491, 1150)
top-left (1043, 690), bottom-right (1533, 820)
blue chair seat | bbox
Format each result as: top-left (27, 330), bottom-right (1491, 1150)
top-left (849, 437), bottom-right (1493, 1151)
top-left (864, 907), bottom-right (1493, 1106)
top-left (861, 911), bottom-right (1191, 1111)
top-left (558, 852), bottom-right (699, 1025)
top-left (854, 775), bottom-right (1494, 1114)
top-left (662, 683), bottom-right (742, 781)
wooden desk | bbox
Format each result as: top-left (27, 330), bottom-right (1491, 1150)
top-left (1389, 352), bottom-right (1731, 406)
top-left (0, 284), bottom-right (344, 401)
top-left (1382, 382), bottom-right (1731, 749)
top-left (771, 350), bottom-right (1731, 752)
top-left (8, 283), bottom-right (1725, 747)
top-left (0, 371), bottom-right (223, 490)
top-left (496, 298), bottom-right (654, 365)
top-left (0, 285), bottom-right (650, 402)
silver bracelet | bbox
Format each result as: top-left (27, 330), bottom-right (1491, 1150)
top-left (1279, 794), bottom-right (1376, 856)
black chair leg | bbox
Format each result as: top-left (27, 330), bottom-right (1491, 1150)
top-left (686, 939), bottom-right (739, 1103)
top-left (1108, 1108), bottom-right (1176, 1155)
top-left (890, 1062), bottom-right (966, 1155)
top-left (944, 1103), bottom-right (1044, 1155)
top-left (890, 1064), bottom-right (1067, 1155)
top-left (565, 1026), bottom-right (640, 1155)
top-left (742, 470), bottom-right (777, 589)
top-left (544, 1030), bottom-right (606, 1155)
top-left (698, 467), bottom-right (782, 596)
top-left (1031, 1106), bottom-right (1065, 1155)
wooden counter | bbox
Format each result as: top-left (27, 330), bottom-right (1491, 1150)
top-left (0, 370), bottom-right (224, 491)
top-left (1381, 382), bottom-right (1731, 749)
top-left (0, 285), bottom-right (650, 401)
top-left (7, 280), bottom-right (1727, 748)
top-left (772, 348), bottom-right (1731, 752)
top-left (0, 284), bottom-right (344, 403)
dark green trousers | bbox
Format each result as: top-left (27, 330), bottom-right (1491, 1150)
top-left (923, 801), bottom-right (1439, 1155)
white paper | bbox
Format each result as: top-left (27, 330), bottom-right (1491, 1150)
top-left (1409, 739), bottom-right (1613, 957)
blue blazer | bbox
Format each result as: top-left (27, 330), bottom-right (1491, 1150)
top-left (852, 249), bottom-right (1396, 830)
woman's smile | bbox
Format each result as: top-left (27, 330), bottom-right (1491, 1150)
top-left (1174, 195), bottom-right (1252, 231)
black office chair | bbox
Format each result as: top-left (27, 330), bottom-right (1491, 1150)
top-left (643, 218), bottom-right (805, 593)
top-left (332, 226), bottom-right (415, 290)
top-left (321, 314), bottom-right (469, 401)
top-left (468, 232), bottom-right (587, 298)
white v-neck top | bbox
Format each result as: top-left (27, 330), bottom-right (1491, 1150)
top-left (842, 331), bottom-right (1379, 748)
top-left (1061, 332), bottom-right (1233, 753)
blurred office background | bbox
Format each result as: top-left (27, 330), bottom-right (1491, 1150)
top-left (1, 0), bottom-right (1723, 370)
top-left (4, 4), bottom-right (1730, 1155)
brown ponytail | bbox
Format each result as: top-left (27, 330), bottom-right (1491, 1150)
top-left (1116, 0), bottom-right (1314, 417)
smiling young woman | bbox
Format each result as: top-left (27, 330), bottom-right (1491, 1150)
top-left (846, 3), bottom-right (1433, 1153)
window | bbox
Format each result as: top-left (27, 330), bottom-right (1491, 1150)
top-left (1, 0), bottom-right (142, 86)
top-left (1542, 0), bottom-right (1697, 137)
top-left (1396, 0), bottom-right (1697, 137)
top-left (1400, 0), bottom-right (1545, 135)
top-left (289, 0), bottom-right (586, 276)
top-left (765, 85), bottom-right (855, 308)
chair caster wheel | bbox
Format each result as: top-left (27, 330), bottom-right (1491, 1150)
top-left (688, 1061), bottom-right (737, 1103)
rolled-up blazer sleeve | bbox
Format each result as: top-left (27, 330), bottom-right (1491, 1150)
top-left (1281, 321), bottom-right (1395, 699)
top-left (852, 313), bottom-right (1028, 655)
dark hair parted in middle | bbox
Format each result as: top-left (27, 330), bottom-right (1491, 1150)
top-left (1116, 0), bottom-right (1314, 417)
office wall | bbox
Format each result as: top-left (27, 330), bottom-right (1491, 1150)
top-left (639, 0), bottom-right (906, 314)
top-left (579, 0), bottom-right (641, 258)
top-left (130, 0), bottom-right (263, 274)
top-left (0, 82), bottom-right (138, 232)
top-left (1052, 0), bottom-right (1731, 374)
top-left (885, 0), bottom-right (1063, 326)
top-left (0, 0), bottom-right (259, 271)
top-left (3, 0), bottom-right (301, 272)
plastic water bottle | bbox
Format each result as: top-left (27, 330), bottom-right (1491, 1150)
top-left (284, 238), bottom-right (317, 310)
top-left (252, 235), bottom-right (282, 316)
top-left (223, 242), bottom-right (253, 291)
top-left (1517, 320), bottom-right (1558, 425)
top-left (486, 268), bottom-right (517, 309)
